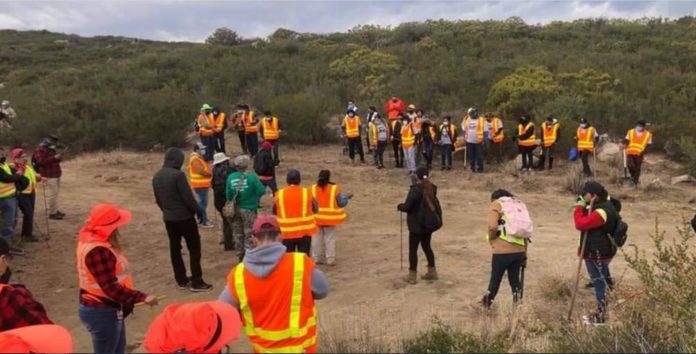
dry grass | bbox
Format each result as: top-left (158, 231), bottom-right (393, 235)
top-left (500, 160), bottom-right (520, 177)
top-left (538, 274), bottom-right (573, 302)
top-left (562, 164), bottom-right (585, 195)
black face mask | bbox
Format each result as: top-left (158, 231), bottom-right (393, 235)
top-left (1, 267), bottom-right (11, 284)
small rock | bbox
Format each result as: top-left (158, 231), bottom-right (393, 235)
top-left (597, 142), bottom-right (621, 162)
top-left (55, 288), bottom-right (64, 294)
top-left (671, 175), bottom-right (696, 185)
top-left (94, 174), bottom-right (102, 179)
top-left (105, 176), bottom-right (119, 183)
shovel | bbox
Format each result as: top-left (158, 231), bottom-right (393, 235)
top-left (620, 149), bottom-right (633, 185)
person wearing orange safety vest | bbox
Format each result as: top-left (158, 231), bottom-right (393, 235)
top-left (76, 203), bottom-right (158, 354)
top-left (342, 110), bottom-right (365, 164)
top-left (195, 104), bottom-right (216, 161)
top-left (400, 113), bottom-right (417, 176)
top-left (438, 116), bottom-right (458, 171)
top-left (484, 112), bottom-right (505, 164)
top-left (259, 110), bottom-right (281, 165)
top-left (242, 105), bottom-right (260, 157)
top-left (0, 147), bottom-right (28, 256)
top-left (463, 107), bottom-right (485, 173)
top-left (233, 104), bottom-right (249, 154)
top-left (574, 118), bottom-right (599, 177)
top-left (623, 120), bottom-right (653, 185)
top-left (515, 114), bottom-right (536, 172)
top-left (539, 116), bottom-right (561, 171)
top-left (212, 106), bottom-right (227, 154)
top-left (188, 143), bottom-right (214, 229)
top-left (274, 170), bottom-right (318, 255)
top-left (219, 214), bottom-right (329, 353)
top-left (369, 113), bottom-right (388, 169)
top-left (10, 148), bottom-right (40, 243)
top-left (310, 170), bottom-right (350, 266)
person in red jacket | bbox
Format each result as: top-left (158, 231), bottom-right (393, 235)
top-left (385, 96), bottom-right (405, 121)
top-left (33, 135), bottom-right (64, 220)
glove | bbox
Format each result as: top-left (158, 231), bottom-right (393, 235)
top-left (397, 203), bottom-right (404, 212)
top-left (575, 195), bottom-right (587, 208)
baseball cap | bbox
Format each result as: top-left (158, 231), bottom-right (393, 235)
top-left (581, 181), bottom-right (606, 197)
top-left (143, 301), bottom-right (241, 353)
top-left (11, 148), bottom-right (24, 159)
top-left (252, 215), bottom-right (280, 234)
top-left (0, 324), bottom-right (74, 353)
top-left (78, 203), bottom-right (132, 242)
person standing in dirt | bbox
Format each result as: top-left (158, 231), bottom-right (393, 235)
top-left (241, 104), bottom-right (260, 157)
top-left (188, 143), bottom-right (214, 229)
top-left (539, 116), bottom-right (560, 171)
top-left (310, 170), bottom-right (350, 266)
top-left (274, 170), bottom-right (318, 255)
top-left (515, 114), bottom-right (536, 172)
top-left (574, 118), bottom-right (599, 177)
top-left (401, 113), bottom-right (417, 176)
top-left (369, 113), bottom-right (388, 169)
top-left (624, 120), bottom-right (653, 185)
top-left (231, 105), bottom-right (248, 154)
top-left (211, 106), bottom-right (227, 154)
top-left (438, 116), bottom-right (457, 171)
top-left (481, 189), bottom-right (528, 309)
top-left (397, 167), bottom-right (441, 284)
top-left (0, 147), bottom-right (28, 255)
top-left (34, 135), bottom-right (65, 220)
top-left (152, 147), bottom-right (213, 292)
top-left (365, 106), bottom-right (380, 153)
top-left (226, 155), bottom-right (266, 261)
top-left (389, 114), bottom-right (404, 168)
top-left (573, 181), bottom-right (619, 325)
top-left (211, 152), bottom-right (235, 251)
top-left (254, 141), bottom-right (277, 195)
top-left (342, 109), bottom-right (365, 164)
top-left (421, 116), bottom-right (437, 170)
top-left (10, 148), bottom-right (40, 243)
top-left (484, 112), bottom-right (505, 165)
top-left (259, 110), bottom-right (281, 165)
top-left (463, 108), bottom-right (486, 173)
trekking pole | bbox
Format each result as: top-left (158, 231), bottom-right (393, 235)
top-left (567, 199), bottom-right (595, 321)
top-left (400, 212), bottom-right (404, 270)
top-left (593, 148), bottom-right (597, 178)
top-left (41, 183), bottom-right (50, 238)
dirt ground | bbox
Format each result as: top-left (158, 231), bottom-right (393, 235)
top-left (11, 141), bottom-right (696, 352)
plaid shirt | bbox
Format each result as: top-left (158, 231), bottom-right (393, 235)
top-left (33, 145), bottom-right (62, 178)
top-left (80, 247), bottom-right (147, 308)
top-left (0, 284), bottom-right (53, 331)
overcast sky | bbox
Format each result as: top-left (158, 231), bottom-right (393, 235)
top-left (0, 1), bottom-right (694, 42)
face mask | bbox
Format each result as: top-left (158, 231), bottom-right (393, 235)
top-left (444, 121), bottom-right (450, 125)
top-left (0, 267), bottom-right (11, 284)
top-left (580, 123), bottom-right (588, 129)
top-left (636, 126), bottom-right (644, 132)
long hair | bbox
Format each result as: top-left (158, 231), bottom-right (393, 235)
top-left (419, 177), bottom-right (437, 211)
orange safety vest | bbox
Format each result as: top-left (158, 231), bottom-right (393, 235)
top-left (188, 154), bottom-right (211, 189)
top-left (489, 118), bottom-right (505, 144)
top-left (228, 252), bottom-right (317, 353)
top-left (76, 241), bottom-right (134, 304)
top-left (576, 126), bottom-right (597, 152)
top-left (518, 123), bottom-right (536, 147)
top-left (626, 129), bottom-right (652, 156)
top-left (311, 184), bottom-right (346, 227)
top-left (262, 117), bottom-right (280, 141)
top-left (342, 116), bottom-right (361, 138)
top-left (439, 123), bottom-right (456, 143)
top-left (464, 117), bottom-right (485, 143)
top-left (197, 112), bottom-right (215, 137)
top-left (244, 111), bottom-right (259, 133)
top-left (412, 116), bottom-right (422, 134)
top-left (275, 186), bottom-right (318, 239)
top-left (401, 123), bottom-right (415, 148)
top-left (541, 122), bottom-right (560, 148)
top-left (214, 112), bottom-right (227, 133)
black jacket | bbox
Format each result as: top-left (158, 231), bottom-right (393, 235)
top-left (254, 149), bottom-right (275, 178)
top-left (152, 148), bottom-right (200, 222)
top-left (398, 184), bottom-right (439, 234)
top-left (581, 200), bottom-right (619, 259)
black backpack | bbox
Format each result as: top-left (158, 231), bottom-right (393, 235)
top-left (212, 164), bottom-right (231, 195)
top-left (417, 194), bottom-right (443, 233)
top-left (607, 197), bottom-right (628, 249)
top-left (30, 152), bottom-right (40, 174)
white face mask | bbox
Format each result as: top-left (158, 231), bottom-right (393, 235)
top-left (580, 123), bottom-right (588, 129)
top-left (636, 126), bottom-right (644, 132)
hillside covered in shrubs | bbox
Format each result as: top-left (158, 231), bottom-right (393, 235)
top-left (1, 17), bottom-right (695, 166)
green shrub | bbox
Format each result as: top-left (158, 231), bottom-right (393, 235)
top-left (402, 318), bottom-right (507, 353)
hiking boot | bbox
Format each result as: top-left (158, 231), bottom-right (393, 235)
top-left (582, 312), bottom-right (606, 326)
top-left (190, 281), bottom-right (213, 292)
top-left (177, 278), bottom-right (191, 290)
top-left (481, 293), bottom-right (493, 309)
top-left (403, 271), bottom-right (417, 285)
top-left (49, 213), bottom-right (64, 220)
top-left (199, 221), bottom-right (214, 229)
top-left (55, 211), bottom-right (66, 217)
top-left (421, 267), bottom-right (438, 281)
top-left (22, 235), bottom-right (40, 243)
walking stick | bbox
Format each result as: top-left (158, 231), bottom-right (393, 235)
top-left (567, 199), bottom-right (595, 321)
top-left (400, 212), bottom-right (404, 270)
top-left (593, 148), bottom-right (597, 178)
top-left (41, 183), bottom-right (50, 238)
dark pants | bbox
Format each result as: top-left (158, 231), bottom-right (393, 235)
top-left (282, 236), bottom-right (312, 255)
top-left (214, 132), bottom-right (226, 153)
top-left (409, 232), bottom-right (435, 271)
top-left (486, 141), bottom-right (504, 164)
top-left (267, 139), bottom-right (280, 164)
top-left (79, 304), bottom-right (126, 354)
top-left (261, 178), bottom-right (278, 195)
top-left (237, 130), bottom-right (247, 154)
top-left (585, 258), bottom-right (612, 316)
top-left (392, 140), bottom-right (403, 167)
top-left (374, 141), bottom-right (387, 167)
top-left (364, 131), bottom-right (372, 152)
top-left (580, 150), bottom-right (592, 176)
top-left (519, 146), bottom-right (535, 170)
top-left (348, 137), bottom-right (365, 162)
top-left (246, 133), bottom-right (259, 157)
top-left (16, 193), bottom-right (34, 237)
top-left (467, 143), bottom-right (484, 172)
top-left (423, 140), bottom-right (434, 168)
top-left (539, 145), bottom-right (556, 170)
top-left (214, 193), bottom-right (234, 251)
top-left (627, 154), bottom-right (643, 184)
top-left (200, 136), bottom-right (215, 161)
top-left (164, 218), bottom-right (203, 286)
top-left (485, 252), bottom-right (525, 304)
top-left (440, 144), bottom-right (453, 169)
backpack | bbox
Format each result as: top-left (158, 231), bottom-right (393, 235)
top-left (569, 147), bottom-right (578, 162)
top-left (212, 164), bottom-right (231, 195)
top-left (30, 152), bottom-right (40, 174)
top-left (607, 197), bottom-right (628, 249)
top-left (499, 197), bottom-right (534, 239)
top-left (377, 124), bottom-right (388, 141)
top-left (417, 193), bottom-right (443, 233)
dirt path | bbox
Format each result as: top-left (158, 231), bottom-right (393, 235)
top-left (11, 143), bottom-right (695, 352)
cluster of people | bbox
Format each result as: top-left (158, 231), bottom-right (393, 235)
top-left (342, 98), bottom-right (654, 185)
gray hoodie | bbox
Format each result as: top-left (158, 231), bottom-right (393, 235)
top-left (218, 243), bottom-right (330, 308)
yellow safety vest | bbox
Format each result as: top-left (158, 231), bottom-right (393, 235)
top-left (22, 166), bottom-right (37, 195)
top-left (0, 164), bottom-right (16, 199)
top-left (485, 200), bottom-right (526, 246)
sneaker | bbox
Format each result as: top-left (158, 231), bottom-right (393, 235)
top-left (177, 278), bottom-right (191, 290)
top-left (481, 293), bottom-right (493, 309)
top-left (199, 221), bottom-right (214, 229)
top-left (49, 213), bottom-right (64, 220)
top-left (582, 312), bottom-right (606, 326)
top-left (22, 235), bottom-right (40, 243)
top-left (190, 281), bottom-right (214, 292)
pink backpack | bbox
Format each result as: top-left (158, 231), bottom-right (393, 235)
top-left (499, 197), bottom-right (533, 239)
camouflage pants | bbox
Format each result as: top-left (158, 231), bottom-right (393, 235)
top-left (229, 209), bottom-right (257, 261)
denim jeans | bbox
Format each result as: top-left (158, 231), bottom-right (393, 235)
top-left (194, 188), bottom-right (210, 224)
top-left (261, 178), bottom-right (278, 195)
top-left (78, 304), bottom-right (126, 354)
top-left (422, 140), bottom-right (434, 167)
top-left (0, 197), bottom-right (17, 243)
top-left (246, 133), bottom-right (259, 157)
top-left (440, 144), bottom-right (453, 168)
top-left (268, 139), bottom-right (280, 163)
top-left (200, 136), bottom-right (215, 161)
top-left (585, 259), bottom-right (612, 315)
top-left (466, 142), bottom-right (484, 172)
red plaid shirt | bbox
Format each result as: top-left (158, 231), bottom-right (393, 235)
top-left (33, 145), bottom-right (62, 178)
top-left (0, 284), bottom-right (53, 331)
top-left (80, 247), bottom-right (147, 308)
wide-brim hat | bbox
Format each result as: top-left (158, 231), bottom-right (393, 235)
top-left (79, 203), bottom-right (132, 242)
top-left (0, 325), bottom-right (74, 353)
top-left (212, 153), bottom-right (230, 166)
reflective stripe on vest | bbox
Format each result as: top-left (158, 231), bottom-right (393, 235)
top-left (464, 117), bottom-right (484, 143)
top-left (0, 164), bottom-right (16, 198)
top-left (76, 241), bottom-right (134, 302)
top-left (491, 118), bottom-right (504, 143)
top-left (233, 253), bottom-right (317, 352)
top-left (198, 113), bottom-right (216, 137)
top-left (627, 129), bottom-right (651, 156)
top-left (188, 155), bottom-right (211, 189)
top-left (244, 111), bottom-right (259, 133)
top-left (22, 166), bottom-right (38, 194)
top-left (262, 117), bottom-right (280, 140)
top-left (542, 122), bottom-right (560, 148)
top-left (311, 184), bottom-right (346, 226)
top-left (276, 187), bottom-right (317, 238)
top-left (484, 200), bottom-right (525, 246)
top-left (214, 112), bottom-right (226, 132)
top-left (439, 124), bottom-right (456, 143)
top-left (518, 123), bottom-right (536, 147)
top-left (343, 116), bottom-right (360, 138)
top-left (577, 127), bottom-right (596, 152)
top-left (401, 123), bottom-right (415, 148)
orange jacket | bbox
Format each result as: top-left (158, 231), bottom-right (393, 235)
top-left (385, 99), bottom-right (405, 120)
